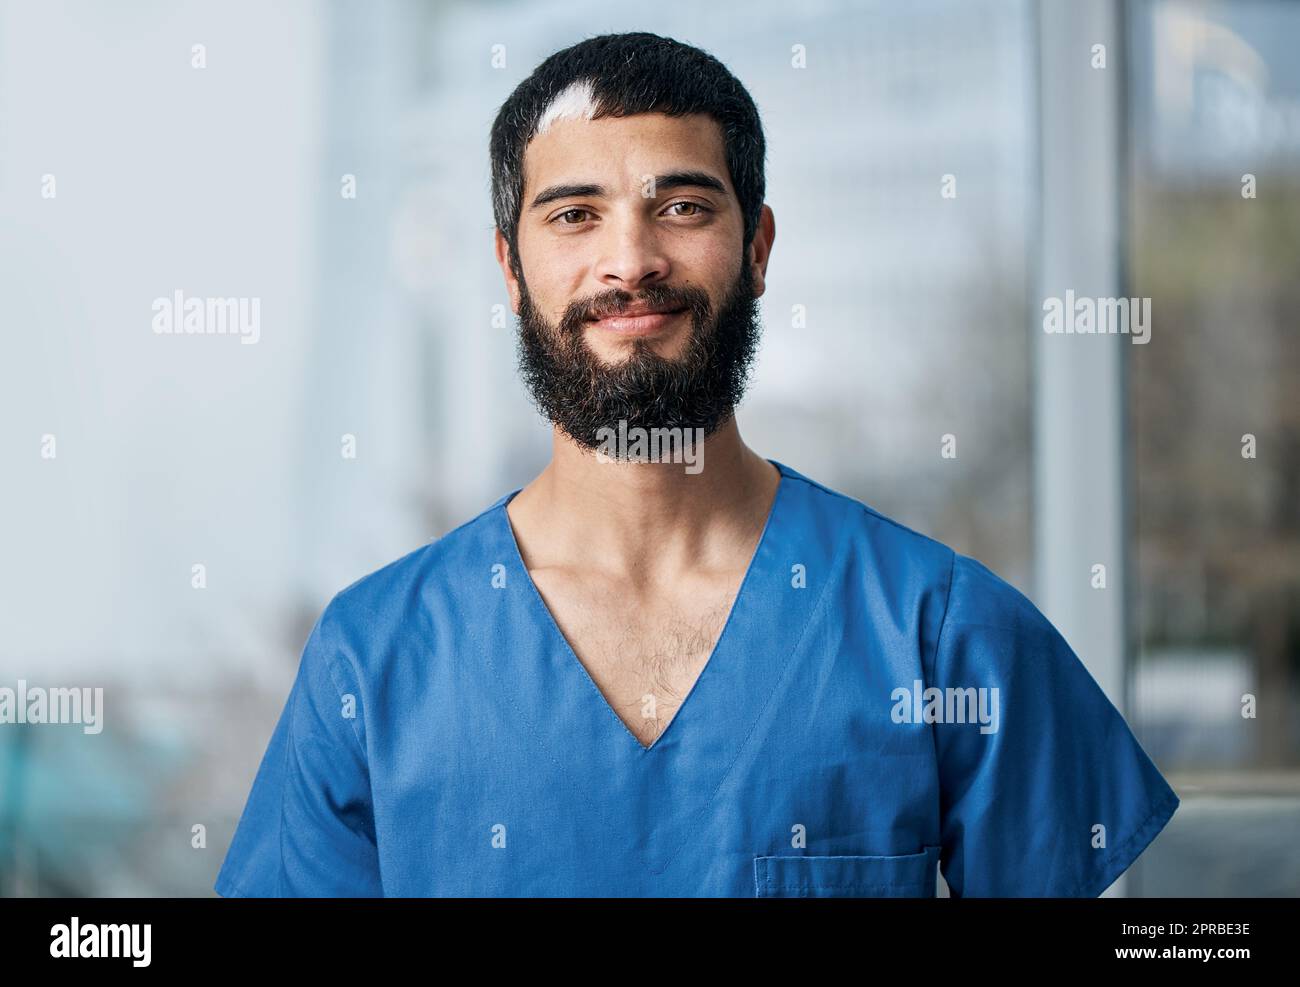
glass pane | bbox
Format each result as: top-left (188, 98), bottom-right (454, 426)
top-left (1128, 0), bottom-right (1300, 896)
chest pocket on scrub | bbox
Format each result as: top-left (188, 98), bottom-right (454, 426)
top-left (753, 845), bottom-right (941, 898)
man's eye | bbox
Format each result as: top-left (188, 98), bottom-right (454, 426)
top-left (665, 201), bottom-right (709, 217)
top-left (553, 208), bottom-right (592, 225)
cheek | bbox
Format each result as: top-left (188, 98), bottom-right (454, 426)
top-left (521, 246), bottom-right (586, 316)
top-left (679, 241), bottom-right (741, 299)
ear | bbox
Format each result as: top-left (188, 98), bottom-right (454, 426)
top-left (746, 204), bottom-right (776, 298)
top-left (494, 227), bottom-right (522, 314)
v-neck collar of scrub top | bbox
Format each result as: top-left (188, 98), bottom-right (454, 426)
top-left (497, 457), bottom-right (788, 755)
top-left (473, 458), bottom-right (839, 876)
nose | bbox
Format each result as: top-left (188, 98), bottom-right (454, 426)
top-left (594, 209), bottom-right (671, 291)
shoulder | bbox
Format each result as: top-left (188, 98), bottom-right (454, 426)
top-left (775, 461), bottom-right (1049, 639)
top-left (307, 495), bottom-right (509, 666)
top-left (775, 460), bottom-right (956, 587)
top-left (942, 551), bottom-right (1049, 634)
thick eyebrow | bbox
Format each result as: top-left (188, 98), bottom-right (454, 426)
top-left (528, 170), bottom-right (729, 210)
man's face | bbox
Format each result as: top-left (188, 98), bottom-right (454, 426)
top-left (495, 111), bottom-right (773, 451)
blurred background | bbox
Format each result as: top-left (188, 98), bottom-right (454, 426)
top-left (0, 0), bottom-right (1295, 896)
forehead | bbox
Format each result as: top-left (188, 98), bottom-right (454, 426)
top-left (522, 111), bottom-right (730, 194)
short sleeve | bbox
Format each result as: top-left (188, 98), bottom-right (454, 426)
top-left (930, 555), bottom-right (1179, 898)
top-left (214, 601), bottom-right (383, 897)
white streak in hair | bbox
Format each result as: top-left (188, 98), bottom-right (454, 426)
top-left (534, 79), bottom-right (599, 135)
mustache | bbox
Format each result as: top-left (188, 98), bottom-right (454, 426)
top-left (558, 284), bottom-right (713, 335)
top-left (513, 259), bottom-right (763, 450)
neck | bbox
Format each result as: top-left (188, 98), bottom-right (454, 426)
top-left (507, 417), bottom-right (780, 581)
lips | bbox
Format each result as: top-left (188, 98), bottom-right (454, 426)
top-left (585, 305), bottom-right (688, 336)
top-left (587, 305), bottom-right (686, 322)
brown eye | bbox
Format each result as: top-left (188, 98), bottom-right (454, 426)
top-left (665, 201), bottom-right (712, 218)
top-left (554, 208), bottom-right (591, 225)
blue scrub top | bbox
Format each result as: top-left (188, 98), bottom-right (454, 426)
top-left (215, 460), bottom-right (1178, 897)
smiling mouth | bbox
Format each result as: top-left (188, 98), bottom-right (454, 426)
top-left (586, 307), bottom-right (688, 334)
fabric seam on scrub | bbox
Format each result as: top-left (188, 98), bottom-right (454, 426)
top-left (651, 493), bottom-right (859, 876)
top-left (319, 624), bottom-right (385, 894)
top-left (319, 604), bottom-right (371, 761)
top-left (928, 556), bottom-right (1179, 897)
top-left (1062, 787), bottom-right (1180, 898)
top-left (214, 875), bottom-right (251, 897)
top-left (925, 549), bottom-right (960, 715)
top-left (923, 548), bottom-right (959, 890)
top-left (763, 884), bottom-right (928, 893)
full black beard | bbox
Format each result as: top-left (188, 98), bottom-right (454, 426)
top-left (514, 259), bottom-right (762, 451)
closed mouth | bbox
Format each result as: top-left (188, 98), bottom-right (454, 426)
top-left (587, 307), bottom-right (687, 322)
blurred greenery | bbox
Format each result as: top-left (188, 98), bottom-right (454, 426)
top-left (1130, 174), bottom-right (1300, 768)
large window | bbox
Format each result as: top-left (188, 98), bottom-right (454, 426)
top-left (1128, 0), bottom-right (1300, 895)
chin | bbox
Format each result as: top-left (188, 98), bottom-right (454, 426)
top-left (585, 329), bottom-right (691, 362)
